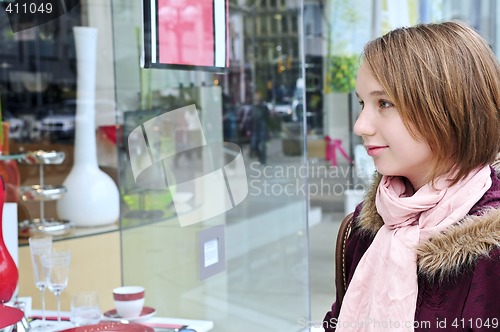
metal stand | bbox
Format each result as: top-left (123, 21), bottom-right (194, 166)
top-left (17, 150), bottom-right (72, 237)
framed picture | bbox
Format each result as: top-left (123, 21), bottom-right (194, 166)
top-left (142, 0), bottom-right (229, 72)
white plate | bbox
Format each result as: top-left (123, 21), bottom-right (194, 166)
top-left (102, 306), bottom-right (156, 322)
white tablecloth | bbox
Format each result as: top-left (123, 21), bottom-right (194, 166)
top-left (29, 309), bottom-right (214, 332)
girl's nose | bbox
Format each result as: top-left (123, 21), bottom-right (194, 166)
top-left (353, 109), bottom-right (375, 137)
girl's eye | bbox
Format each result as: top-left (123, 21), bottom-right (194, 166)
top-left (379, 100), bottom-right (394, 109)
top-left (357, 100), bottom-right (364, 109)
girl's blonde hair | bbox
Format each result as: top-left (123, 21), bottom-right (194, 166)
top-left (363, 21), bottom-right (500, 185)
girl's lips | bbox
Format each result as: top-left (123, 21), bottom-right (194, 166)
top-left (366, 145), bottom-right (388, 157)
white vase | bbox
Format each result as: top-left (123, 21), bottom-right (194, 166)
top-left (56, 27), bottom-right (119, 227)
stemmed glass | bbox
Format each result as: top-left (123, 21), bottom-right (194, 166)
top-left (43, 250), bottom-right (71, 323)
top-left (28, 235), bottom-right (53, 326)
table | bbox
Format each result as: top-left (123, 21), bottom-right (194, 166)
top-left (29, 310), bottom-right (214, 332)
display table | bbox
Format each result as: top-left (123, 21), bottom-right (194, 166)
top-left (29, 310), bottom-right (214, 332)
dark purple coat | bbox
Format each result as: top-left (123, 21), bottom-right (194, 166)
top-left (324, 168), bottom-right (500, 331)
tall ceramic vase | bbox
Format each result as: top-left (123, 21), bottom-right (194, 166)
top-left (56, 27), bottom-right (119, 227)
top-left (0, 178), bottom-right (18, 302)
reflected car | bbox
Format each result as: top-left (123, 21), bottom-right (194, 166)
top-left (38, 100), bottom-right (76, 142)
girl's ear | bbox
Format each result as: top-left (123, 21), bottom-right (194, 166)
top-left (493, 152), bottom-right (500, 173)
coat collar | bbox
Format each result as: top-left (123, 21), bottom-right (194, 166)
top-left (356, 166), bottom-right (500, 282)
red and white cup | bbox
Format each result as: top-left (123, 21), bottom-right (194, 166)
top-left (112, 286), bottom-right (145, 318)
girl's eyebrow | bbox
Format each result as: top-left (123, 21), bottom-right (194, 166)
top-left (355, 90), bottom-right (388, 98)
top-left (370, 90), bottom-right (388, 97)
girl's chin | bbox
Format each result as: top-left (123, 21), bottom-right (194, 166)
top-left (373, 165), bottom-right (400, 178)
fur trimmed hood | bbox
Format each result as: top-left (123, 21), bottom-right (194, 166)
top-left (356, 168), bottom-right (500, 282)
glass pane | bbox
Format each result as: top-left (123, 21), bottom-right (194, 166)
top-left (112, 0), bottom-right (309, 330)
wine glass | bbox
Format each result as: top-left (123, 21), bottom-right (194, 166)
top-left (43, 250), bottom-right (71, 323)
top-left (28, 235), bottom-right (53, 325)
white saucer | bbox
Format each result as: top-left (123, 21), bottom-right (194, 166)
top-left (102, 306), bottom-right (156, 322)
top-left (30, 320), bottom-right (74, 332)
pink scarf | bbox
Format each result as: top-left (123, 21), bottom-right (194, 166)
top-left (337, 165), bottom-right (492, 331)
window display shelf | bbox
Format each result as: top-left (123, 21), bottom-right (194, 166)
top-left (17, 222), bottom-right (119, 247)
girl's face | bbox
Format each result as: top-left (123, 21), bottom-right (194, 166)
top-left (354, 63), bottom-right (433, 190)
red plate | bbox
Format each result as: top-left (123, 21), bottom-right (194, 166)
top-left (0, 305), bottom-right (24, 329)
top-left (60, 321), bottom-right (154, 331)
